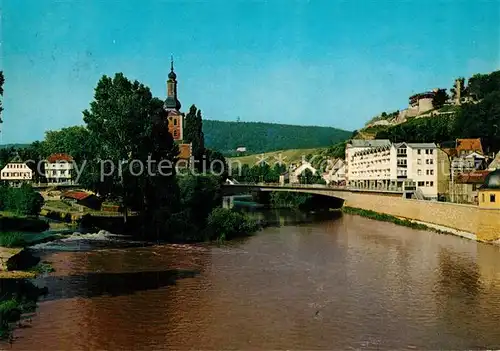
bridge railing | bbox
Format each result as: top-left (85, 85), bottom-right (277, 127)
top-left (229, 182), bottom-right (404, 193)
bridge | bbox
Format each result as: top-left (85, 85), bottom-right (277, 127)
top-left (222, 183), bottom-right (411, 200)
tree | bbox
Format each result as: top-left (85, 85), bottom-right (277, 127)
top-left (18, 141), bottom-right (46, 183)
top-left (184, 104), bottom-right (205, 171)
top-left (81, 73), bottom-right (179, 224)
top-left (468, 71), bottom-right (500, 100)
top-left (432, 88), bottom-right (449, 109)
top-left (41, 126), bottom-right (91, 162)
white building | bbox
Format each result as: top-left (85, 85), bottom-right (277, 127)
top-left (323, 159), bottom-right (346, 185)
top-left (44, 153), bottom-right (75, 184)
top-left (0, 156), bottom-right (34, 187)
top-left (346, 140), bottom-right (440, 200)
top-left (289, 161), bottom-right (317, 184)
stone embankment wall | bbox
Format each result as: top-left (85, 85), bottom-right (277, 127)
top-left (266, 188), bottom-right (500, 242)
top-left (342, 192), bottom-right (500, 242)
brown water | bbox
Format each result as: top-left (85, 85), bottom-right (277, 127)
top-left (5, 213), bottom-right (500, 350)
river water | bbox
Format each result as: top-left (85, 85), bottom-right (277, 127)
top-left (4, 210), bottom-right (500, 350)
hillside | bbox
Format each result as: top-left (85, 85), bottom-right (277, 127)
top-left (354, 69), bottom-right (500, 153)
top-left (203, 120), bottom-right (351, 155)
top-left (229, 147), bottom-right (325, 166)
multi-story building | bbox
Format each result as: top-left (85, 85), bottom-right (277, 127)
top-left (346, 140), bottom-right (443, 200)
top-left (44, 153), bottom-right (75, 184)
top-left (0, 156), bottom-right (34, 187)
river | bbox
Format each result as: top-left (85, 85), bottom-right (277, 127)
top-left (4, 210), bottom-right (500, 350)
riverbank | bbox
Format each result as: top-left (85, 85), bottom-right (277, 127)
top-left (342, 206), bottom-right (480, 241)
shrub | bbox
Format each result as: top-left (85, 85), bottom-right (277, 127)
top-left (0, 216), bottom-right (49, 232)
top-left (0, 232), bottom-right (26, 248)
top-left (0, 184), bottom-right (44, 216)
top-left (206, 208), bottom-right (259, 241)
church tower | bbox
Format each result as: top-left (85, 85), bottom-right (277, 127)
top-left (165, 57), bottom-right (182, 111)
top-left (164, 56), bottom-right (192, 161)
top-left (165, 56), bottom-right (183, 141)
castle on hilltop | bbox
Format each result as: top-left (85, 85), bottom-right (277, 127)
top-left (164, 57), bottom-right (192, 160)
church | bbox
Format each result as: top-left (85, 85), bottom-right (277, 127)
top-left (164, 58), bottom-right (192, 161)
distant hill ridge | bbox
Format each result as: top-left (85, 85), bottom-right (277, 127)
top-left (203, 120), bottom-right (351, 155)
top-left (1, 121), bottom-right (351, 156)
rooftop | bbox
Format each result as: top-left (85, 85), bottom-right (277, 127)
top-left (62, 190), bottom-right (92, 201)
top-left (456, 138), bottom-right (483, 153)
top-left (349, 139), bottom-right (391, 148)
top-left (47, 153), bottom-right (74, 163)
top-left (455, 170), bottom-right (490, 184)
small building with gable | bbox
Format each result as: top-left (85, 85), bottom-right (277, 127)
top-left (0, 155), bottom-right (34, 187)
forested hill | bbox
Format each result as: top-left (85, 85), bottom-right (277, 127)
top-left (203, 120), bottom-right (351, 155)
top-left (0, 143), bottom-right (29, 149)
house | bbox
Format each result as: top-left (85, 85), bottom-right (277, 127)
top-left (478, 169), bottom-right (500, 209)
top-left (61, 190), bottom-right (102, 210)
top-left (289, 161), bottom-right (317, 184)
top-left (346, 141), bottom-right (445, 200)
top-left (44, 153), bottom-right (75, 184)
top-left (450, 170), bottom-right (490, 204)
top-left (322, 159), bottom-right (346, 185)
top-left (450, 151), bottom-right (487, 177)
top-left (456, 138), bottom-right (483, 156)
top-left (0, 155), bottom-right (34, 187)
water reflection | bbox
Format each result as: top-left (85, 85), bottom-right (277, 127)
top-left (7, 211), bottom-right (500, 350)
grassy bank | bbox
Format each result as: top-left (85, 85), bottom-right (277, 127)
top-left (0, 279), bottom-right (48, 340)
top-left (342, 206), bottom-right (437, 231)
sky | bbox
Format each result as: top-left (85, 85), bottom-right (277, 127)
top-left (1, 0), bottom-right (499, 144)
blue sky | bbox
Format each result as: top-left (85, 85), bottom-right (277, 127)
top-left (1, 0), bottom-right (499, 144)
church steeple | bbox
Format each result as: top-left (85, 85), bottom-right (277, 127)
top-left (165, 55), bottom-right (181, 111)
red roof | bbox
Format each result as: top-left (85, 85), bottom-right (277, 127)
top-left (455, 170), bottom-right (490, 184)
top-left (456, 138), bottom-right (483, 154)
top-left (47, 153), bottom-right (74, 163)
top-left (62, 190), bottom-right (91, 201)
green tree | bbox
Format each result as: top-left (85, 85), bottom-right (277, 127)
top-left (184, 104), bottom-right (205, 170)
top-left (468, 71), bottom-right (500, 100)
top-left (432, 88), bottom-right (449, 109)
top-left (18, 141), bottom-right (46, 183)
top-left (205, 148), bottom-right (228, 180)
top-left (41, 126), bottom-right (91, 162)
top-left (81, 73), bottom-right (178, 224)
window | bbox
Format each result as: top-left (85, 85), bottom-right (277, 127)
top-left (418, 181), bottom-right (425, 186)
top-left (417, 149), bottom-right (421, 155)
top-left (429, 159), bottom-right (434, 165)
top-left (426, 159), bottom-right (429, 164)
top-left (425, 181), bottom-right (430, 186)
top-left (426, 170), bottom-right (429, 175)
top-left (430, 170), bottom-right (434, 175)
top-left (417, 169), bottom-right (422, 176)
top-left (425, 149), bottom-right (429, 155)
top-left (430, 181), bottom-right (434, 186)
top-left (417, 159), bottom-right (421, 165)
top-left (482, 194), bottom-right (485, 202)
top-left (173, 130), bottom-right (178, 138)
top-left (491, 194), bottom-right (496, 203)
top-left (173, 118), bottom-right (178, 126)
